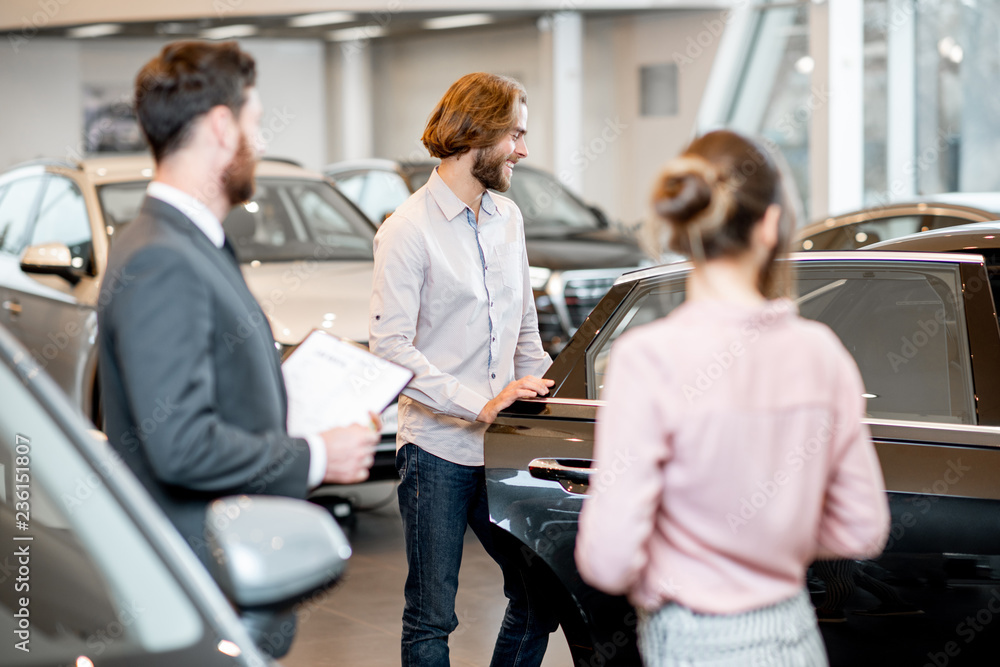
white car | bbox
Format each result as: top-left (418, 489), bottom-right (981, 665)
top-left (0, 155), bottom-right (397, 482)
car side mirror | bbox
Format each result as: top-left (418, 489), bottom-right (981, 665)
top-left (20, 242), bottom-right (85, 285)
top-left (204, 495), bottom-right (351, 609)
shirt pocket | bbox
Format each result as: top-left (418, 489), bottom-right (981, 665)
top-left (494, 241), bottom-right (523, 291)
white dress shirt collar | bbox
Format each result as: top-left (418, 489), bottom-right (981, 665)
top-left (426, 167), bottom-right (498, 222)
top-left (146, 181), bottom-right (226, 249)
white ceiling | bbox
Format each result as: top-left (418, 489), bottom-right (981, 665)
top-left (0, 0), bottom-right (735, 33)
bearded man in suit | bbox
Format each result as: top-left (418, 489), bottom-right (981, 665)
top-left (97, 40), bottom-right (377, 655)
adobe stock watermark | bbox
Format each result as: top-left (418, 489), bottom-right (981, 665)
top-left (555, 116), bottom-right (628, 188)
top-left (671, 0), bottom-right (752, 68)
top-left (887, 307), bottom-right (946, 373)
top-left (774, 85), bottom-right (832, 141)
top-left (338, 0), bottom-right (404, 62)
top-left (866, 127), bottom-right (956, 210)
top-left (84, 600), bottom-right (146, 657)
top-left (682, 299), bottom-right (794, 404)
top-left (725, 417), bottom-right (833, 534)
top-left (879, 458), bottom-right (970, 553)
top-left (924, 587), bottom-right (1000, 667)
top-left (7, 0), bottom-right (71, 54)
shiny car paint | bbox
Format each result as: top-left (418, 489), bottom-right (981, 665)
top-left (485, 250), bottom-right (1000, 666)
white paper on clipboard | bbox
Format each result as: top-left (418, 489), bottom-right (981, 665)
top-left (282, 330), bottom-right (413, 437)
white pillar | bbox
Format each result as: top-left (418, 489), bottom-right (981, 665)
top-left (340, 39), bottom-right (373, 160)
top-left (551, 11), bottom-right (583, 194)
top-left (886, 0), bottom-right (916, 201)
top-left (810, 0), bottom-right (864, 218)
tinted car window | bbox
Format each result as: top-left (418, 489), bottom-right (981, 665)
top-left (332, 170), bottom-right (410, 223)
top-left (801, 215), bottom-right (976, 250)
top-left (405, 165), bottom-right (601, 235)
top-left (507, 169), bottom-right (600, 233)
top-left (29, 177), bottom-right (93, 271)
top-left (588, 261), bottom-right (975, 424)
top-left (99, 178), bottom-right (375, 261)
top-left (0, 176), bottom-right (44, 256)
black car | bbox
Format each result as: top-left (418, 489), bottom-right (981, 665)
top-left (326, 159), bottom-right (650, 355)
top-left (484, 242), bottom-right (1000, 666)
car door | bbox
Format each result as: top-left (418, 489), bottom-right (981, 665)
top-left (7, 173), bottom-right (99, 417)
top-left (486, 252), bottom-right (1000, 666)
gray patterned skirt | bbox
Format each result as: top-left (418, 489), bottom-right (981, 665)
top-left (637, 590), bottom-right (828, 667)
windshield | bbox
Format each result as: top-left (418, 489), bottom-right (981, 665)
top-left (405, 164), bottom-right (602, 236)
top-left (98, 177), bottom-right (375, 262)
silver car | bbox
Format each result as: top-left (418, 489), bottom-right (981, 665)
top-left (0, 155), bottom-right (398, 481)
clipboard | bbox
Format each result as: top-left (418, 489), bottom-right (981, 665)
top-left (281, 329), bottom-right (413, 437)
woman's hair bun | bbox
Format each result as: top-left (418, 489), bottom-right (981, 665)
top-left (652, 155), bottom-right (733, 233)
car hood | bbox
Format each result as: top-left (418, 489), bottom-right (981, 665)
top-left (240, 260), bottom-right (373, 345)
top-left (525, 228), bottom-right (646, 271)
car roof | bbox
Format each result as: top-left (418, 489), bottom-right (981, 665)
top-left (82, 154), bottom-right (325, 185)
top-left (797, 200), bottom-right (998, 239)
top-left (323, 158), bottom-right (402, 175)
top-left (615, 250), bottom-right (990, 287)
top-left (1, 154), bottom-right (325, 186)
top-left (866, 220), bottom-right (1000, 252)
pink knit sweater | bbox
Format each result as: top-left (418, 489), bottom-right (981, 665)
top-left (575, 298), bottom-right (890, 614)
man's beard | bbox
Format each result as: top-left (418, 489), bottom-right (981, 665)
top-left (472, 144), bottom-right (515, 192)
top-left (223, 133), bottom-right (256, 206)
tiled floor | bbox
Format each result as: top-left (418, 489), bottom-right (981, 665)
top-left (283, 481), bottom-right (573, 667)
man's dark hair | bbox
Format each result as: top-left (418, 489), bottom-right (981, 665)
top-left (134, 40), bottom-right (256, 162)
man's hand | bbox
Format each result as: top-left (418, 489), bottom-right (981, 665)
top-left (319, 418), bottom-right (380, 484)
top-left (477, 376), bottom-right (555, 425)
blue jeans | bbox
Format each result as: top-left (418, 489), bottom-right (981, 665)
top-left (396, 443), bottom-right (559, 667)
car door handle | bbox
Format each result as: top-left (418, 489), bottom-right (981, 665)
top-left (2, 300), bottom-right (21, 316)
top-left (528, 458), bottom-right (594, 493)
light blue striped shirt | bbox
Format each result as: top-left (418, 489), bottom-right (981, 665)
top-left (369, 167), bottom-right (551, 466)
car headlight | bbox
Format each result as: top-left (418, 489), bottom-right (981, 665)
top-left (529, 266), bottom-right (552, 291)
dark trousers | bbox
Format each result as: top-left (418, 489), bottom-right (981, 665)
top-left (395, 443), bottom-right (559, 667)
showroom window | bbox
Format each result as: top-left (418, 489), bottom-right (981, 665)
top-left (722, 2), bottom-right (812, 217)
top-left (717, 0), bottom-right (1000, 213)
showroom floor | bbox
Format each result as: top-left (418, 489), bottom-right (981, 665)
top-left (283, 481), bottom-right (573, 667)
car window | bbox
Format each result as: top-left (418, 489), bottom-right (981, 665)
top-left (29, 176), bottom-right (93, 271)
top-left (506, 169), bottom-right (601, 233)
top-left (588, 274), bottom-right (686, 396)
top-left (800, 215), bottom-right (976, 250)
top-left (0, 360), bottom-right (204, 663)
top-left (0, 176), bottom-right (44, 256)
top-left (587, 261), bottom-right (975, 425)
top-left (332, 171), bottom-right (410, 224)
top-left (99, 177), bottom-right (375, 261)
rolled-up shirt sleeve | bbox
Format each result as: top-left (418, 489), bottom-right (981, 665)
top-left (370, 215), bottom-right (491, 422)
top-left (576, 336), bottom-right (671, 595)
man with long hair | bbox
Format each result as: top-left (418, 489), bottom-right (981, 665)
top-left (370, 72), bottom-right (559, 666)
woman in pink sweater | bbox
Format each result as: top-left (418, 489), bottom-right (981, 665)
top-left (575, 130), bottom-right (890, 666)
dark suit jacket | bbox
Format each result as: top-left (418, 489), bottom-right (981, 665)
top-left (98, 196), bottom-right (311, 564)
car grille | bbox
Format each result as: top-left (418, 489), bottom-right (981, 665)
top-left (563, 275), bottom-right (618, 329)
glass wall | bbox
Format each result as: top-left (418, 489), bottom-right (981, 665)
top-left (718, 0), bottom-right (1000, 220)
top-left (725, 4), bottom-right (812, 216)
